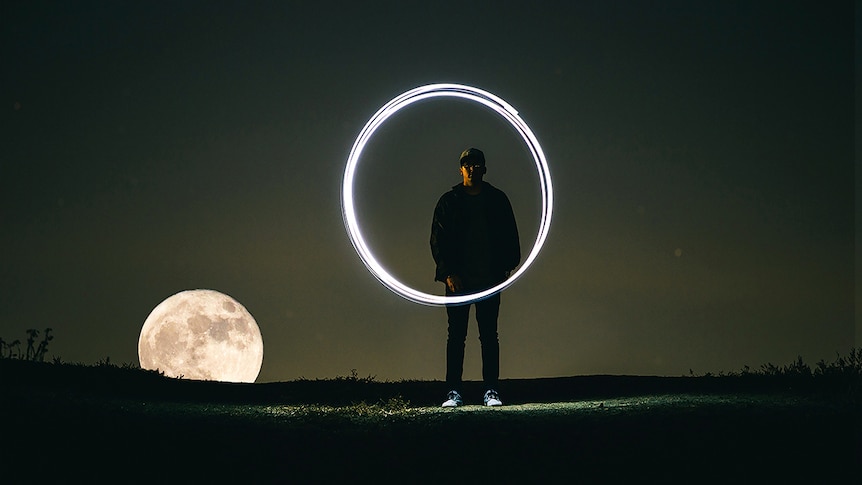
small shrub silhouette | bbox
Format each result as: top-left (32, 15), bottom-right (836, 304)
top-left (1, 338), bottom-right (22, 359)
top-left (759, 355), bottom-right (811, 378)
top-left (814, 347), bottom-right (861, 377)
top-left (0, 328), bottom-right (52, 361)
top-left (338, 368), bottom-right (376, 383)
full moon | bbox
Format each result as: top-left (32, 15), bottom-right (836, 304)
top-left (138, 289), bottom-right (264, 383)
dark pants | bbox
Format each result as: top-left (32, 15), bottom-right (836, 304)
top-left (445, 290), bottom-right (501, 392)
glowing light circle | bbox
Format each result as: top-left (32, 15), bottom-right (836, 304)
top-left (342, 83), bottom-right (553, 306)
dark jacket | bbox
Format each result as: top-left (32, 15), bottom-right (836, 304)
top-left (430, 182), bottom-right (521, 285)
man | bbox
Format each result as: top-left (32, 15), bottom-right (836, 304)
top-left (430, 147), bottom-right (520, 407)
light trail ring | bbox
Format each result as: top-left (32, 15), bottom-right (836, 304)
top-left (341, 83), bottom-right (553, 306)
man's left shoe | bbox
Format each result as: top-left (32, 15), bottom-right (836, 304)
top-left (483, 389), bottom-right (503, 407)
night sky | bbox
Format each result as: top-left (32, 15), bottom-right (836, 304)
top-left (2, 1), bottom-right (856, 383)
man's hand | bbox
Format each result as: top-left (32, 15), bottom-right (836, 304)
top-left (445, 275), bottom-right (463, 293)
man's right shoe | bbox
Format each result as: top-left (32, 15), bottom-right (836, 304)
top-left (442, 390), bottom-right (463, 408)
top-left (484, 389), bottom-right (503, 407)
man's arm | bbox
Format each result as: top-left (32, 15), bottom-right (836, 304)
top-left (430, 195), bottom-right (455, 283)
top-left (500, 192), bottom-right (521, 272)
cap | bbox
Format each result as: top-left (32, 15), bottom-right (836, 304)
top-left (459, 147), bottom-right (485, 166)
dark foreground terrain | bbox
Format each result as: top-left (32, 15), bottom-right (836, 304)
top-left (1, 359), bottom-right (858, 483)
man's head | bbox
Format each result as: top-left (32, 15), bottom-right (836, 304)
top-left (459, 147), bottom-right (485, 168)
top-left (459, 147), bottom-right (486, 187)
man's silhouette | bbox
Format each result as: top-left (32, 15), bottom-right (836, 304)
top-left (430, 148), bottom-right (520, 407)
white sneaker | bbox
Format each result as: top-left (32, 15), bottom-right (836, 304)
top-left (442, 390), bottom-right (463, 408)
top-left (483, 389), bottom-right (503, 407)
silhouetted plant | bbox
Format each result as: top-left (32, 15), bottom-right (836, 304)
top-left (35, 328), bottom-right (53, 362)
top-left (758, 355), bottom-right (811, 378)
top-left (337, 368), bottom-right (377, 384)
top-left (814, 348), bottom-right (861, 377)
top-left (25, 329), bottom-right (38, 360)
top-left (812, 348), bottom-right (861, 400)
top-left (690, 349), bottom-right (860, 382)
top-left (23, 328), bottom-right (53, 362)
top-left (0, 328), bottom-right (52, 361)
top-left (6, 339), bottom-right (21, 359)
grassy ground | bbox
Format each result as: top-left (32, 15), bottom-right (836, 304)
top-left (1, 359), bottom-right (858, 483)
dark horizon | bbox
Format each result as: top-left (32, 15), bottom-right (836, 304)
top-left (3, 353), bottom-right (856, 483)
